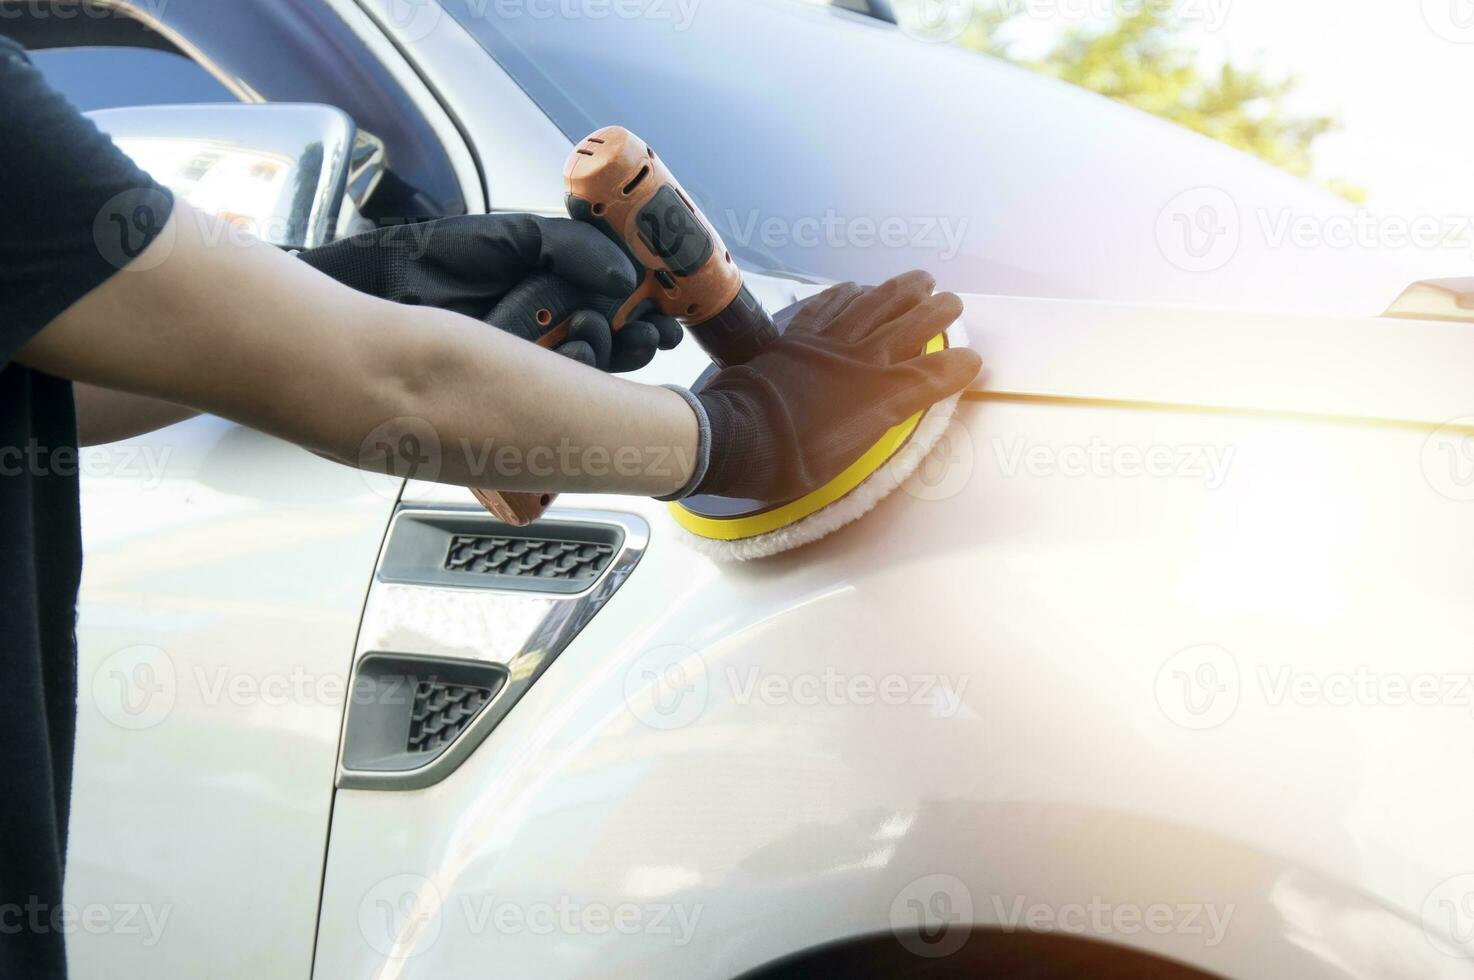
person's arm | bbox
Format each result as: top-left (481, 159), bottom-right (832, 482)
top-left (74, 385), bottom-right (199, 446)
top-left (20, 202), bottom-right (699, 496)
top-left (4, 37), bottom-right (977, 501)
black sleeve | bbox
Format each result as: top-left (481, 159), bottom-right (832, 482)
top-left (0, 37), bottom-right (173, 364)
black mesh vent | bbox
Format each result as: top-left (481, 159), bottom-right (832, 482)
top-left (444, 534), bottom-right (615, 583)
top-left (407, 681), bottom-right (493, 754)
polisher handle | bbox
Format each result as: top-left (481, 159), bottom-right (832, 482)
top-left (474, 125), bottom-right (777, 527)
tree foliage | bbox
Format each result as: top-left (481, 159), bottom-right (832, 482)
top-left (958, 8), bottom-right (1363, 201)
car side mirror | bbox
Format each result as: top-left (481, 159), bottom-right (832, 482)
top-left (85, 103), bottom-right (382, 250)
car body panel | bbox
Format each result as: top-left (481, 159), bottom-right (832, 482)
top-left (312, 290), bottom-right (1474, 979)
top-left (67, 418), bottom-right (402, 977)
top-left (54, 1), bottom-right (1474, 977)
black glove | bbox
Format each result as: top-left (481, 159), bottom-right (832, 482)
top-left (689, 271), bottom-right (981, 503)
top-left (298, 213), bottom-right (683, 372)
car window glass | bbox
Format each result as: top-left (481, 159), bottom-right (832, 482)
top-left (26, 45), bottom-right (237, 111)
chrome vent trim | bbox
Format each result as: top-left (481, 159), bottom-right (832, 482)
top-left (337, 508), bottom-right (648, 791)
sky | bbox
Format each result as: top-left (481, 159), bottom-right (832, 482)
top-left (988, 0), bottom-right (1474, 220)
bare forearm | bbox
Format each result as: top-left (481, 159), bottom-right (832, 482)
top-left (354, 307), bottom-right (698, 494)
top-left (20, 204), bottom-right (697, 496)
top-left (74, 384), bottom-right (199, 446)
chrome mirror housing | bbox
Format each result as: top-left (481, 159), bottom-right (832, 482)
top-left (86, 102), bottom-right (368, 250)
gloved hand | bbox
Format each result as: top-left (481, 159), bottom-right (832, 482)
top-left (684, 271), bottom-right (981, 503)
top-left (298, 213), bottom-right (682, 372)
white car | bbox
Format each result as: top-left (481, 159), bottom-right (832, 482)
top-left (18, 0), bottom-right (1474, 976)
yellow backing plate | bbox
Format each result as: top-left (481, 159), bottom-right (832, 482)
top-left (668, 333), bottom-right (946, 542)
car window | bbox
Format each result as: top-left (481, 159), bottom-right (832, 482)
top-left (26, 45), bottom-right (237, 111)
top-left (440, 0), bottom-right (1426, 314)
top-left (444, 0), bottom-right (1010, 288)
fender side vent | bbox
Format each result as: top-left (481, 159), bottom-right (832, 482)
top-left (341, 654), bottom-right (509, 774)
top-left (444, 534), bottom-right (614, 583)
top-left (378, 512), bottom-right (627, 595)
top-left (407, 681), bottom-right (494, 753)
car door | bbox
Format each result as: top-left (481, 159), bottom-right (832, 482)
top-left (4, 4), bottom-right (481, 976)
